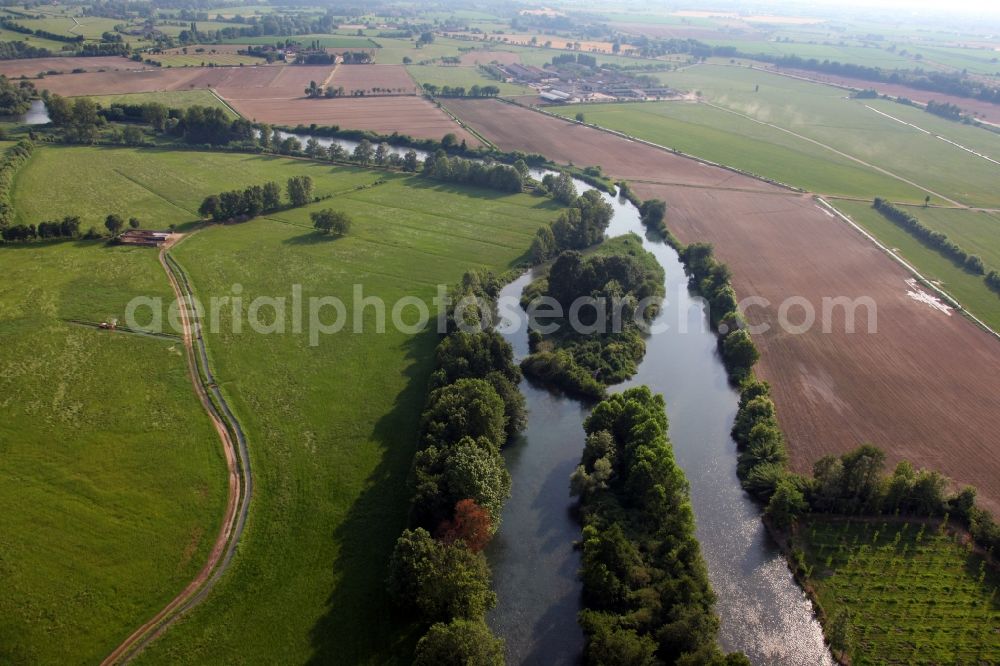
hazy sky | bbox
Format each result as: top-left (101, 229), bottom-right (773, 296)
top-left (786, 0), bottom-right (1000, 17)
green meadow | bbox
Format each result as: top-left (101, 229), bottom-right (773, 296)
top-left (406, 64), bottom-right (530, 95)
top-left (11, 146), bottom-right (377, 230)
top-left (795, 518), bottom-right (1000, 664)
top-left (222, 33), bottom-right (379, 48)
top-left (0, 240), bottom-right (228, 664)
top-left (86, 90), bottom-right (238, 116)
top-left (833, 200), bottom-right (1000, 333)
top-left (549, 101), bottom-right (920, 199)
top-left (5, 145), bottom-right (564, 662)
top-left (652, 64), bottom-right (1000, 207)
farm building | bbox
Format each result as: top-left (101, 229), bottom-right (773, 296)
top-left (118, 229), bottom-right (170, 247)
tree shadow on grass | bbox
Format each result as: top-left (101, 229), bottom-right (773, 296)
top-left (307, 331), bottom-right (435, 665)
top-left (282, 231), bottom-right (347, 246)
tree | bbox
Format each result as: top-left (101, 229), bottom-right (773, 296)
top-left (352, 139), bottom-right (374, 165)
top-left (374, 141), bottom-right (390, 165)
top-left (311, 208), bottom-right (352, 235)
top-left (262, 181), bottom-right (282, 210)
top-left (413, 619), bottom-right (503, 666)
top-left (403, 149), bottom-right (420, 172)
top-left (441, 133), bottom-right (458, 150)
top-left (720, 329), bottom-right (759, 379)
top-left (765, 477), bottom-right (807, 529)
top-left (575, 112), bottom-right (586, 122)
top-left (530, 225), bottom-right (556, 263)
top-left (199, 194), bottom-right (221, 220)
top-left (104, 214), bottom-right (125, 236)
top-left (122, 125), bottom-right (144, 146)
top-left (438, 499), bottom-right (493, 552)
top-left (386, 528), bottom-right (495, 622)
top-left (420, 378), bottom-right (507, 450)
top-left (44, 93), bottom-right (73, 126)
top-left (128, 217), bottom-right (141, 229)
top-left (304, 137), bottom-right (323, 157)
top-left (286, 175), bottom-right (314, 207)
top-left (140, 102), bottom-right (168, 131)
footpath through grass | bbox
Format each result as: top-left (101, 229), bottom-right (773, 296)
top-left (794, 517), bottom-right (1000, 664)
top-left (0, 240), bottom-right (228, 664)
top-left (72, 154), bottom-right (561, 663)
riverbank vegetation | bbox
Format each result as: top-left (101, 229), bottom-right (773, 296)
top-left (388, 274), bottom-right (527, 663)
top-left (570, 387), bottom-right (749, 665)
top-left (520, 234), bottom-right (665, 400)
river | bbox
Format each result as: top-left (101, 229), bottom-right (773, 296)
top-left (487, 182), bottom-right (834, 665)
top-left (24, 113), bottom-right (830, 662)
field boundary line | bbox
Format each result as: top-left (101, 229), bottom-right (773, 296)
top-left (436, 97), bottom-right (496, 149)
top-left (817, 197), bottom-right (1000, 342)
top-left (102, 237), bottom-right (253, 664)
top-left (112, 168), bottom-right (200, 216)
top-left (499, 97), bottom-right (808, 194)
top-left (700, 100), bottom-right (965, 207)
top-left (209, 88), bottom-right (243, 119)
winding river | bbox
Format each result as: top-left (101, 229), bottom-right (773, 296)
top-left (487, 182), bottom-right (833, 665)
top-left (21, 109), bottom-right (830, 662)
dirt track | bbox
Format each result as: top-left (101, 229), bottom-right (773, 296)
top-left (101, 243), bottom-right (252, 664)
top-left (446, 98), bottom-right (1000, 515)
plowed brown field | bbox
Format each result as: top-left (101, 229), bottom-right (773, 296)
top-left (328, 64), bottom-right (419, 94)
top-left (447, 98), bottom-right (1000, 515)
top-left (229, 96), bottom-right (481, 145)
top-left (0, 56), bottom-right (141, 77)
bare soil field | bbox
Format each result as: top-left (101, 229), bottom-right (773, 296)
top-left (447, 98), bottom-right (1000, 516)
top-left (229, 96), bottom-right (481, 144)
top-left (0, 56), bottom-right (141, 77)
top-left (328, 64), bottom-right (419, 94)
top-left (458, 50), bottom-right (523, 66)
top-left (442, 98), bottom-right (776, 191)
top-left (779, 67), bottom-right (1000, 124)
top-left (34, 63), bottom-right (331, 98)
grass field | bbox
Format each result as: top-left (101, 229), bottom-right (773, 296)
top-left (6, 145), bottom-right (564, 662)
top-left (10, 146), bottom-right (377, 230)
top-left (831, 200), bottom-right (1000, 333)
top-left (794, 518), bottom-right (1000, 664)
top-left (0, 27), bottom-right (73, 51)
top-left (222, 33), bottom-right (379, 48)
top-left (548, 101), bottom-right (921, 199)
top-left (0, 240), bottom-right (228, 663)
top-left (893, 205), bottom-right (1000, 270)
top-left (406, 63), bottom-right (529, 95)
top-left (374, 36), bottom-right (470, 64)
top-left (86, 90), bottom-right (238, 116)
top-left (656, 64), bottom-right (1000, 207)
top-left (12, 15), bottom-right (124, 40)
top-left (151, 53), bottom-right (266, 67)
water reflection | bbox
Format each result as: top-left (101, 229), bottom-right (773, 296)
top-left (488, 181), bottom-right (833, 664)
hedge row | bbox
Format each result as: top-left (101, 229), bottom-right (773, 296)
top-left (873, 197), bottom-right (987, 275)
top-left (0, 140), bottom-right (34, 228)
top-left (386, 270), bottom-right (526, 664)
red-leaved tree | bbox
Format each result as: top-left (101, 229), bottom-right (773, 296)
top-left (437, 499), bottom-right (493, 553)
